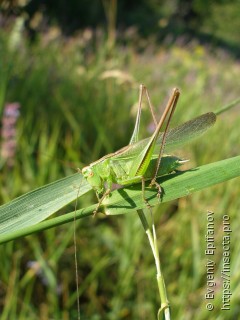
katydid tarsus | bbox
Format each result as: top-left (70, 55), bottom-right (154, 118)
top-left (81, 85), bottom-right (216, 214)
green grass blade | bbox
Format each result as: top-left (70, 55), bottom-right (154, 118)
top-left (0, 155), bottom-right (239, 244)
top-left (0, 173), bottom-right (91, 235)
top-left (214, 97), bottom-right (240, 115)
top-left (104, 155), bottom-right (240, 215)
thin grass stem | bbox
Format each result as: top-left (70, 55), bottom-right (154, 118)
top-left (137, 209), bottom-right (170, 320)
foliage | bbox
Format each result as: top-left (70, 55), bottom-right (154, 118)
top-left (0, 20), bottom-right (240, 319)
top-left (1, 0), bottom-right (240, 53)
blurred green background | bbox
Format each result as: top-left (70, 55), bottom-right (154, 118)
top-left (0, 1), bottom-right (240, 319)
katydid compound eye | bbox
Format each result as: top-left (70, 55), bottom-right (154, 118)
top-left (82, 167), bottom-right (91, 177)
top-left (82, 166), bottom-right (94, 178)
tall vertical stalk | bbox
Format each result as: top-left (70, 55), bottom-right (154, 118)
top-left (102, 0), bottom-right (117, 50)
top-left (137, 209), bottom-right (170, 320)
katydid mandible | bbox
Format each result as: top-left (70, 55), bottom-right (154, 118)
top-left (81, 85), bottom-right (216, 214)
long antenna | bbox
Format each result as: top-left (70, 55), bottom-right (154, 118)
top-left (74, 169), bottom-right (82, 320)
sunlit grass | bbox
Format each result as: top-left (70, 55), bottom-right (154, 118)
top-left (0, 25), bottom-right (239, 319)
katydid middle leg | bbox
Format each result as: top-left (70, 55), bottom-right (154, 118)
top-left (93, 188), bottom-right (112, 216)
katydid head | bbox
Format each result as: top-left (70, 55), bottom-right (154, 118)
top-left (82, 165), bottom-right (103, 193)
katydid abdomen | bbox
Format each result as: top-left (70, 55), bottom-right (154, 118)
top-left (109, 155), bottom-right (185, 185)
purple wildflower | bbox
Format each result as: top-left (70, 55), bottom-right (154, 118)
top-left (0, 102), bottom-right (20, 167)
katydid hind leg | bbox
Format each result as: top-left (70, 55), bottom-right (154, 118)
top-left (129, 88), bottom-right (180, 179)
top-left (150, 88), bottom-right (180, 188)
top-left (131, 88), bottom-right (180, 204)
top-left (129, 84), bottom-right (158, 145)
top-left (129, 84), bottom-right (144, 145)
top-left (144, 85), bottom-right (158, 128)
top-left (128, 87), bottom-right (180, 208)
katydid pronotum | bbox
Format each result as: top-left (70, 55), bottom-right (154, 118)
top-left (81, 85), bottom-right (216, 214)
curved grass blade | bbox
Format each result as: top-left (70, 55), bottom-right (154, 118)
top-left (0, 155), bottom-right (239, 243)
top-left (0, 173), bottom-right (91, 235)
